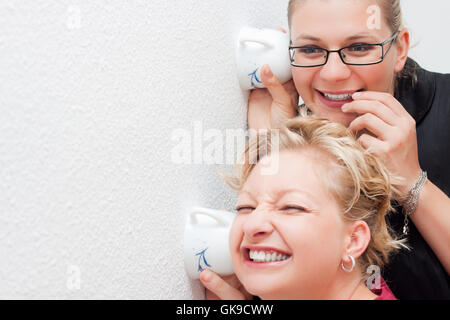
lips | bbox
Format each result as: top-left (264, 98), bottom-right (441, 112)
top-left (241, 245), bottom-right (292, 268)
top-left (318, 89), bottom-right (364, 96)
top-left (316, 89), bottom-right (363, 108)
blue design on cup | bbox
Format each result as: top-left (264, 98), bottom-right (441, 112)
top-left (248, 68), bottom-right (262, 88)
top-left (196, 247), bottom-right (212, 272)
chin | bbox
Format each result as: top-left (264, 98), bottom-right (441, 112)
top-left (326, 112), bottom-right (357, 127)
top-left (240, 275), bottom-right (291, 300)
top-left (307, 102), bottom-right (356, 127)
top-left (244, 285), bottom-right (280, 300)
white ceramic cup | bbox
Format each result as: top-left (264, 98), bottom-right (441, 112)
top-left (184, 207), bottom-right (235, 280)
top-left (236, 27), bottom-right (292, 90)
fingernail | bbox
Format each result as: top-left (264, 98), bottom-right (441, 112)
top-left (342, 104), bottom-right (348, 111)
top-left (264, 66), bottom-right (273, 77)
top-left (201, 269), bottom-right (212, 282)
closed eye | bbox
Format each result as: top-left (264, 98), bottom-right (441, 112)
top-left (235, 206), bottom-right (255, 214)
top-left (280, 206), bottom-right (308, 213)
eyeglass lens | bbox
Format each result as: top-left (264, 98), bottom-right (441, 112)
top-left (290, 44), bottom-right (384, 66)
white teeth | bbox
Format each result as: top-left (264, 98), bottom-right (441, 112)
top-left (249, 249), bottom-right (290, 263)
top-left (323, 92), bottom-right (353, 101)
top-left (271, 252), bottom-right (277, 261)
top-left (257, 251), bottom-right (265, 261)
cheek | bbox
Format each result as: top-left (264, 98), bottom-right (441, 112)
top-left (292, 68), bottom-right (316, 100)
top-left (290, 217), bottom-right (345, 272)
top-left (229, 216), bottom-right (249, 282)
top-left (358, 64), bottom-right (394, 92)
top-left (292, 65), bottom-right (394, 95)
top-left (229, 217), bottom-right (243, 260)
top-left (351, 64), bottom-right (395, 93)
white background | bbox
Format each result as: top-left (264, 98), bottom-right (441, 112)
top-left (0, 0), bottom-right (448, 299)
top-left (402, 0), bottom-right (450, 73)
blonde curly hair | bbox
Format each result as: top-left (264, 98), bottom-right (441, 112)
top-left (222, 115), bottom-right (408, 277)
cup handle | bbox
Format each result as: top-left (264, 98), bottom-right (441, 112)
top-left (190, 207), bottom-right (231, 227)
top-left (239, 29), bottom-right (274, 49)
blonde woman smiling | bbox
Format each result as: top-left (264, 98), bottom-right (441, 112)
top-left (205, 116), bottom-right (405, 299)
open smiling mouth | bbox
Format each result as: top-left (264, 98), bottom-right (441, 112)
top-left (316, 89), bottom-right (364, 105)
top-left (243, 247), bottom-right (292, 265)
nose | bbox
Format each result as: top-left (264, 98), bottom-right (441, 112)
top-left (319, 51), bottom-right (352, 82)
top-left (242, 208), bottom-right (274, 243)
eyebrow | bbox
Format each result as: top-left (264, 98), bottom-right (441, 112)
top-left (294, 32), bottom-right (378, 42)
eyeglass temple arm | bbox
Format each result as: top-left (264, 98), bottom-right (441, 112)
top-left (383, 31), bottom-right (400, 57)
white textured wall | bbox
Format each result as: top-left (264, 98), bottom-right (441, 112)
top-left (1, 0), bottom-right (448, 300)
top-left (0, 0), bottom-right (288, 299)
top-left (402, 0), bottom-right (450, 73)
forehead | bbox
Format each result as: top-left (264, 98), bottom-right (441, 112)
top-left (290, 0), bottom-right (390, 41)
top-left (239, 150), bottom-right (334, 201)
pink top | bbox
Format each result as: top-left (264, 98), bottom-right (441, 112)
top-left (371, 277), bottom-right (397, 300)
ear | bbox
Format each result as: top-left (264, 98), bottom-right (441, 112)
top-left (341, 221), bottom-right (371, 264)
top-left (393, 28), bottom-right (410, 73)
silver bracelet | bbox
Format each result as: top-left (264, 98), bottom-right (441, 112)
top-left (402, 170), bottom-right (427, 235)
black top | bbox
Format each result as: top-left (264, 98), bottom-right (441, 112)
top-left (382, 58), bottom-right (450, 299)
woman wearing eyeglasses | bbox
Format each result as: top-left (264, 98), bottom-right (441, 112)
top-left (200, 0), bottom-right (450, 299)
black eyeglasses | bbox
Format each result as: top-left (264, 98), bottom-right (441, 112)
top-left (289, 31), bottom-right (399, 67)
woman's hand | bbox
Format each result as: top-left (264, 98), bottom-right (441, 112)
top-left (342, 91), bottom-right (422, 198)
top-left (247, 28), bottom-right (299, 130)
top-left (199, 269), bottom-right (252, 300)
